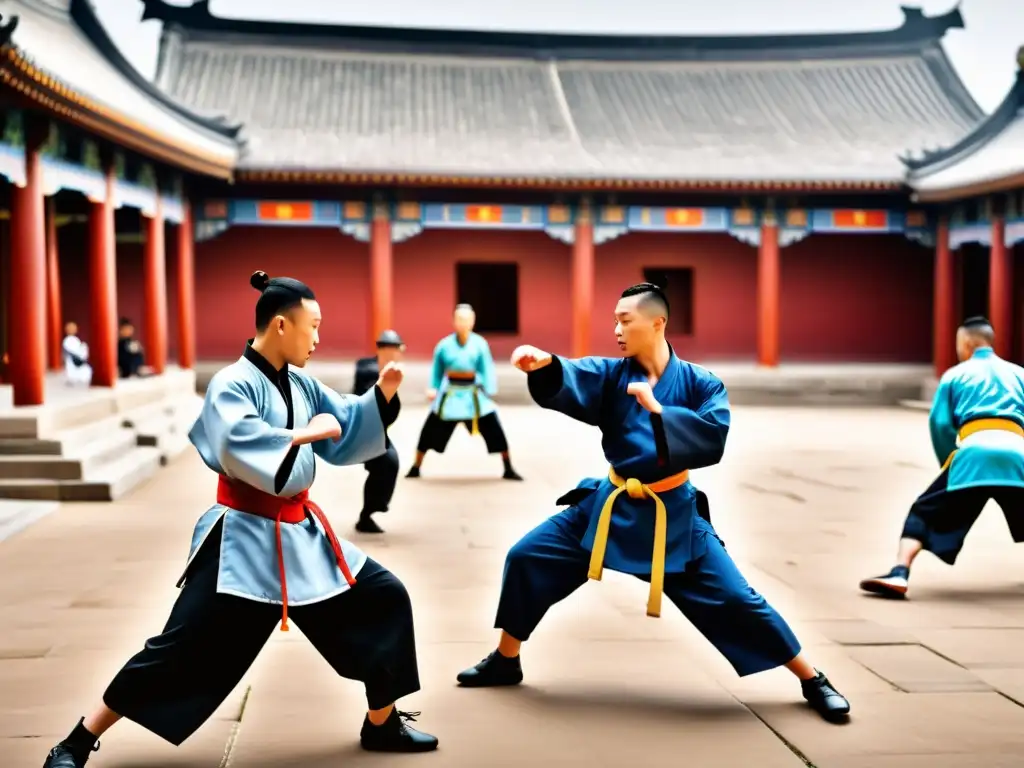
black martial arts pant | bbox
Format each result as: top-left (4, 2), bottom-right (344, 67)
top-left (102, 522), bottom-right (421, 746)
top-left (901, 469), bottom-right (1024, 565)
top-left (416, 411), bottom-right (509, 454)
top-left (494, 507), bottom-right (802, 678)
top-left (363, 443), bottom-right (400, 514)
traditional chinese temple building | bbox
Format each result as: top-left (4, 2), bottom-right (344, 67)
top-left (2, 0), bottom-right (1024, 417)
top-left (0, 0), bottom-right (240, 411)
top-left (141, 0), bottom-right (1010, 367)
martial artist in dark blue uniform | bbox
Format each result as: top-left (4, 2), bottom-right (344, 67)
top-left (455, 282), bottom-right (851, 723)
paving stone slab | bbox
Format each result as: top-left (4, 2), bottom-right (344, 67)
top-left (3, 405), bottom-right (1024, 767)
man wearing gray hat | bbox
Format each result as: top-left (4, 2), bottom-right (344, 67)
top-left (352, 330), bottom-right (406, 533)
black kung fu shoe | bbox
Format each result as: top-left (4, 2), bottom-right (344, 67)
top-left (456, 650), bottom-right (524, 687)
top-left (360, 709), bottom-right (439, 753)
top-left (858, 565), bottom-right (910, 599)
top-left (802, 670), bottom-right (851, 723)
top-left (405, 466), bottom-right (421, 479)
top-left (43, 720), bottom-right (100, 767)
top-left (502, 467), bottom-right (524, 481)
top-left (355, 511), bottom-right (385, 534)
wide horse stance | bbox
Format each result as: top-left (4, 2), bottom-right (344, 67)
top-left (455, 283), bottom-right (851, 723)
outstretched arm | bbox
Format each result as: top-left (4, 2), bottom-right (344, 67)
top-left (515, 345), bottom-right (612, 426)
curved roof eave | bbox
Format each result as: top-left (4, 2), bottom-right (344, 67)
top-left (905, 67), bottom-right (1024, 179)
top-left (142, 0), bottom-right (966, 62)
top-left (69, 0), bottom-right (242, 142)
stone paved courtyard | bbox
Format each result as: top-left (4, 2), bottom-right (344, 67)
top-left (3, 404), bottom-right (1024, 767)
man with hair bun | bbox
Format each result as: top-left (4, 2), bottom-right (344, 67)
top-left (42, 271), bottom-right (438, 768)
top-left (406, 302), bottom-right (522, 480)
top-left (455, 281), bottom-right (851, 724)
top-left (860, 316), bottom-right (1024, 599)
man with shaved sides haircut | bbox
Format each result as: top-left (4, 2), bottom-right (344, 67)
top-left (455, 281), bottom-right (851, 723)
top-left (861, 316), bottom-right (1024, 600)
top-left (406, 303), bottom-right (522, 480)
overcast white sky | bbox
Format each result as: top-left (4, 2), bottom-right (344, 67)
top-left (91, 0), bottom-right (1022, 113)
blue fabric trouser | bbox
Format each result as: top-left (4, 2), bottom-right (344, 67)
top-left (494, 509), bottom-right (802, 677)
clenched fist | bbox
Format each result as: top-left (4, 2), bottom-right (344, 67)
top-left (377, 361), bottom-right (404, 401)
top-left (626, 381), bottom-right (663, 414)
top-left (510, 345), bottom-right (553, 373)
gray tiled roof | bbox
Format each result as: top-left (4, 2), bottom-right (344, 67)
top-left (907, 68), bottom-right (1024, 200)
top-left (155, 19), bottom-right (984, 182)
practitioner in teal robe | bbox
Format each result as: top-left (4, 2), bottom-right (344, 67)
top-left (860, 316), bottom-right (1024, 599)
top-left (43, 272), bottom-right (437, 768)
top-left (406, 303), bottom-right (522, 480)
top-left (455, 282), bottom-right (851, 723)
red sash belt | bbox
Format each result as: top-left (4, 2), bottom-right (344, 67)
top-left (216, 475), bottom-right (355, 631)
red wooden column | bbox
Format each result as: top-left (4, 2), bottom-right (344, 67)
top-left (177, 200), bottom-right (196, 369)
top-left (88, 166), bottom-right (118, 387)
top-left (45, 196), bottom-right (63, 371)
top-left (369, 202), bottom-right (393, 346)
top-left (932, 217), bottom-right (955, 377)
top-left (571, 202), bottom-right (595, 358)
top-left (756, 213), bottom-right (781, 367)
top-left (143, 198), bottom-right (168, 374)
top-left (8, 130), bottom-right (47, 405)
top-left (990, 215), bottom-right (1012, 358)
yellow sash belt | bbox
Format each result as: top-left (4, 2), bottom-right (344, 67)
top-left (440, 372), bottom-right (480, 435)
top-left (940, 418), bottom-right (1024, 471)
top-left (588, 466), bottom-right (690, 619)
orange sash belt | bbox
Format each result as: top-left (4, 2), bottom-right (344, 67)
top-left (216, 476), bottom-right (355, 631)
top-left (940, 418), bottom-right (1024, 471)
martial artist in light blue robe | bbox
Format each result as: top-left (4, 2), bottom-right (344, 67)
top-left (99, 341), bottom-right (425, 747)
top-left (46, 272), bottom-right (437, 766)
top-left (408, 304), bottom-right (521, 479)
top-left (861, 317), bottom-right (1024, 598)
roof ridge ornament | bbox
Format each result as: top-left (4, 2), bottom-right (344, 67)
top-left (141, 0), bottom-right (212, 24)
top-left (0, 13), bottom-right (18, 47)
top-left (898, 3), bottom-right (965, 37)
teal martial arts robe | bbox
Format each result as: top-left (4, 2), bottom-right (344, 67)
top-left (930, 347), bottom-right (1024, 490)
top-left (493, 347), bottom-right (802, 677)
top-left (184, 342), bottom-right (388, 606)
top-left (430, 332), bottom-right (498, 423)
top-left (902, 346), bottom-right (1024, 563)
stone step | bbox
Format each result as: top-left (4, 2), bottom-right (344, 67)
top-left (0, 446), bottom-right (162, 502)
top-left (121, 399), bottom-right (176, 429)
top-left (0, 428), bottom-right (137, 481)
top-left (0, 414), bottom-right (130, 456)
top-left (61, 446), bottom-right (163, 501)
top-left (157, 430), bottom-right (193, 466)
top-left (0, 500), bottom-right (60, 542)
